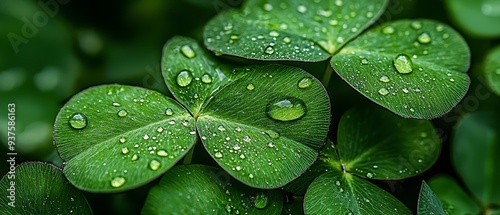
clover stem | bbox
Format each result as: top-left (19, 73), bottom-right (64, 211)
top-left (321, 64), bottom-right (334, 87)
top-left (183, 141), bottom-right (196, 164)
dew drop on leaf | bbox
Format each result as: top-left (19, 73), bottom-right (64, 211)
top-left (176, 70), bottom-right (193, 87)
top-left (264, 45), bottom-right (275, 55)
top-left (366, 172), bottom-right (374, 178)
top-left (269, 31), bottom-right (279, 37)
top-left (253, 191), bottom-right (269, 209)
top-left (378, 88), bottom-right (389, 96)
top-left (117, 110), bottom-right (128, 117)
top-left (180, 45), bottom-right (196, 59)
top-left (119, 137), bottom-right (126, 143)
top-left (297, 5), bottom-right (307, 13)
top-left (297, 78), bottom-right (312, 89)
top-left (131, 154), bottom-right (138, 161)
top-left (215, 152), bottom-right (223, 158)
top-left (110, 176), bottom-right (126, 188)
top-left (379, 76), bottom-right (390, 83)
top-left (417, 32), bottom-right (431, 44)
top-left (149, 159), bottom-right (161, 171)
top-left (267, 97), bottom-right (306, 121)
top-left (157, 150), bottom-right (168, 157)
top-left (382, 26), bottom-right (395, 34)
top-left (393, 54), bottom-right (413, 74)
top-left (246, 83), bottom-right (255, 91)
top-left (201, 73), bottom-right (213, 84)
top-left (121, 147), bottom-right (129, 155)
top-left (410, 21), bottom-right (422, 30)
top-left (68, 113), bottom-right (87, 130)
top-left (165, 108), bottom-right (174, 116)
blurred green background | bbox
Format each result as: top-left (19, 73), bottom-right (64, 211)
top-left (1, 0), bottom-right (499, 214)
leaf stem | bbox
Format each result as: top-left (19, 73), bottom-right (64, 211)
top-left (183, 142), bottom-right (196, 165)
top-left (321, 64), bottom-right (333, 87)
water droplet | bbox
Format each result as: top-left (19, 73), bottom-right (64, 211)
top-left (243, 136), bottom-right (251, 142)
top-left (112, 102), bottom-right (121, 107)
top-left (117, 110), bottom-right (128, 117)
top-left (111, 177), bottom-right (126, 188)
top-left (282, 37), bottom-right (291, 44)
top-left (235, 166), bottom-right (242, 171)
top-left (379, 76), bottom-right (390, 83)
top-left (264, 130), bottom-right (280, 139)
top-left (335, 180), bottom-right (341, 186)
top-left (297, 78), bottom-right (312, 89)
top-left (267, 142), bottom-right (275, 148)
top-left (249, 174), bottom-right (254, 179)
top-left (329, 19), bottom-right (338, 26)
top-left (165, 108), bottom-right (174, 116)
top-left (378, 88), bottom-right (389, 96)
top-left (246, 83), bottom-right (255, 91)
top-left (233, 144), bottom-right (241, 150)
top-left (382, 26), bottom-right (395, 34)
top-left (218, 125), bottom-right (226, 132)
top-left (266, 97), bottom-right (306, 121)
top-left (417, 33), bottom-right (431, 44)
top-left (269, 31), bottom-right (279, 37)
top-left (410, 21), bottom-right (422, 29)
top-left (239, 154), bottom-right (246, 159)
top-left (393, 54), bottom-right (413, 74)
top-left (68, 113), bottom-right (87, 130)
top-left (366, 172), bottom-right (374, 178)
top-left (168, 120), bottom-right (176, 125)
top-left (149, 159), bottom-right (161, 171)
top-left (176, 70), bottom-right (193, 87)
top-left (264, 45), bottom-right (275, 54)
top-left (263, 3), bottom-right (273, 11)
top-left (373, 165), bottom-right (378, 169)
top-left (131, 154), bottom-right (138, 161)
top-left (253, 191), bottom-right (269, 209)
top-left (361, 58), bottom-right (369, 65)
top-left (180, 45), bottom-right (196, 59)
top-left (157, 150), bottom-right (168, 157)
top-left (143, 134), bottom-right (149, 140)
top-left (121, 147), bottom-right (129, 154)
top-left (157, 127), bottom-right (164, 132)
top-left (297, 5), bottom-right (307, 13)
top-left (201, 73), bottom-right (213, 84)
top-left (215, 152), bottom-right (223, 158)
top-left (449, 78), bottom-right (455, 82)
top-left (119, 137), bottom-right (126, 143)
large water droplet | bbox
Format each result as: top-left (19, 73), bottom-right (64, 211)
top-left (393, 54), bottom-right (413, 74)
top-left (417, 33), bottom-right (431, 44)
top-left (121, 147), bottom-right (129, 155)
top-left (269, 31), bottom-right (279, 37)
top-left (119, 137), bottom-right (126, 143)
top-left (382, 26), bottom-right (395, 34)
top-left (176, 70), bottom-right (193, 87)
top-left (201, 73), bottom-right (213, 84)
top-left (215, 152), bottom-right (223, 158)
top-left (246, 83), bottom-right (255, 91)
top-left (165, 108), bottom-right (174, 116)
top-left (379, 76), bottom-right (390, 83)
top-left (157, 150), bottom-right (168, 157)
top-left (378, 88), bottom-right (389, 96)
top-left (297, 5), bottom-right (307, 13)
top-left (131, 154), bottom-right (138, 161)
top-left (267, 97), bottom-right (306, 121)
top-left (149, 159), bottom-right (161, 171)
top-left (109, 177), bottom-right (126, 188)
top-left (253, 191), bottom-right (269, 209)
top-left (117, 110), bottom-right (128, 117)
top-left (264, 45), bottom-right (275, 54)
top-left (297, 78), bottom-right (312, 89)
top-left (366, 172), bottom-right (374, 178)
top-left (180, 45), bottom-right (196, 59)
top-left (69, 113), bottom-right (87, 130)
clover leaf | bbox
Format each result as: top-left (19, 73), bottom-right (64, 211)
top-left (0, 162), bottom-right (92, 215)
top-left (53, 36), bottom-right (331, 192)
top-left (417, 181), bottom-right (447, 215)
